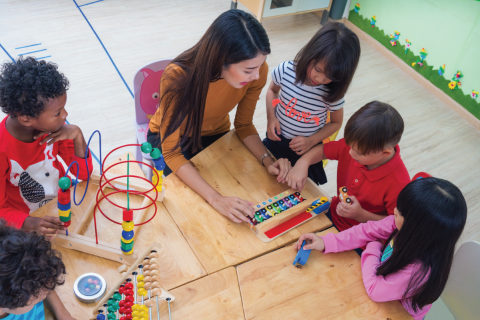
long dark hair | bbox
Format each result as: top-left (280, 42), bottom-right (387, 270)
top-left (160, 9), bottom-right (270, 152)
top-left (294, 21), bottom-right (360, 103)
top-left (376, 178), bottom-right (467, 312)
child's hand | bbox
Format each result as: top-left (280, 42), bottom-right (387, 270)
top-left (286, 162), bottom-right (308, 191)
top-left (35, 124), bottom-right (81, 146)
top-left (267, 159), bottom-right (292, 183)
top-left (294, 233), bottom-right (325, 252)
top-left (23, 216), bottom-right (66, 239)
top-left (267, 118), bottom-right (282, 141)
top-left (336, 195), bottom-right (365, 221)
top-left (289, 136), bottom-right (315, 155)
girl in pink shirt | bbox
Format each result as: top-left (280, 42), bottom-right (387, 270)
top-left (295, 177), bottom-right (467, 320)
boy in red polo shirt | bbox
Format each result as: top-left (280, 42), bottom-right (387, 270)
top-left (286, 101), bottom-right (410, 232)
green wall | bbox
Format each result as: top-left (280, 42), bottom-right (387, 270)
top-left (349, 0), bottom-right (480, 98)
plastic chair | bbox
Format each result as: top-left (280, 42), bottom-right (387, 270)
top-left (133, 59), bottom-right (172, 180)
top-left (425, 241), bottom-right (480, 320)
top-left (322, 111), bottom-right (340, 168)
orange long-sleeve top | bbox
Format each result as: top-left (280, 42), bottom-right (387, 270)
top-left (149, 62), bottom-right (268, 173)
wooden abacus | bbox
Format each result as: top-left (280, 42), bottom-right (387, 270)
top-left (245, 179), bottom-right (331, 242)
top-left (94, 242), bottom-right (175, 320)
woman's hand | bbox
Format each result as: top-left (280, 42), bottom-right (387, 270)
top-left (286, 160), bottom-right (309, 191)
top-left (294, 233), bottom-right (325, 252)
top-left (289, 136), bottom-right (316, 155)
top-left (210, 195), bottom-right (255, 223)
top-left (267, 158), bottom-right (291, 183)
top-left (267, 117), bottom-right (281, 141)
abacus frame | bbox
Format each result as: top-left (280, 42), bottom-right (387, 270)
top-left (92, 242), bottom-right (175, 319)
top-left (55, 165), bottom-right (165, 265)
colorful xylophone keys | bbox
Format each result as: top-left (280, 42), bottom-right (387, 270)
top-left (248, 192), bottom-right (306, 225)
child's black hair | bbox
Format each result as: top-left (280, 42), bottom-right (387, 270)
top-left (376, 177), bottom-right (467, 312)
top-left (0, 56), bottom-right (69, 118)
top-left (344, 101), bottom-right (404, 155)
top-left (0, 221), bottom-right (66, 309)
top-left (294, 21), bottom-right (360, 103)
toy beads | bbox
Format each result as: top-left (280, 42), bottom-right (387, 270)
top-left (119, 143), bottom-right (166, 256)
top-left (58, 178), bottom-right (72, 230)
top-left (98, 250), bottom-right (175, 320)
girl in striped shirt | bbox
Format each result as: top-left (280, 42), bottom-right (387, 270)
top-left (264, 21), bottom-right (360, 185)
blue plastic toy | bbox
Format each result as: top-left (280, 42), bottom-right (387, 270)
top-left (293, 240), bottom-right (311, 267)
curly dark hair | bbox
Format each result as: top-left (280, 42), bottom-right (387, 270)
top-left (0, 220), bottom-right (66, 309)
top-left (0, 56), bottom-right (69, 118)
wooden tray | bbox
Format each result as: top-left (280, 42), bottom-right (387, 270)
top-left (245, 178), bottom-right (331, 242)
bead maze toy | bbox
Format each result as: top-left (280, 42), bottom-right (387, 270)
top-left (245, 181), bottom-right (331, 242)
top-left (54, 130), bottom-right (166, 265)
top-left (93, 243), bottom-right (175, 320)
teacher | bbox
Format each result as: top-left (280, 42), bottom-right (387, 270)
top-left (147, 9), bottom-right (291, 223)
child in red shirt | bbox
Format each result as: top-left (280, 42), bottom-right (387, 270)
top-left (286, 101), bottom-right (410, 232)
top-left (0, 57), bottom-right (92, 237)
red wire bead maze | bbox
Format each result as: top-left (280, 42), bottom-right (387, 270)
top-left (92, 143), bottom-right (164, 254)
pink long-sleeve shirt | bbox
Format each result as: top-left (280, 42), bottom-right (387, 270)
top-left (321, 216), bottom-right (431, 320)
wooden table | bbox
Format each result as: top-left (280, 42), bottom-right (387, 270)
top-left (237, 227), bottom-right (413, 320)
top-left (33, 153), bottom-right (206, 319)
top-left (155, 267), bottom-right (245, 320)
top-left (163, 131), bottom-right (333, 274)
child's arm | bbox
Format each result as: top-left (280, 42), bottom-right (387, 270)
top-left (36, 124), bottom-right (93, 180)
top-left (0, 156), bottom-right (29, 228)
top-left (1, 154), bottom-right (66, 236)
top-left (361, 241), bottom-right (424, 303)
top-left (294, 216), bottom-right (396, 253)
top-left (44, 290), bottom-right (76, 320)
top-left (266, 80), bottom-right (282, 141)
top-left (290, 108), bottom-right (344, 155)
top-left (285, 144), bottom-right (326, 190)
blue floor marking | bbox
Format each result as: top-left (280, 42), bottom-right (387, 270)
top-left (18, 48), bottom-right (47, 56)
top-left (72, 0), bottom-right (134, 98)
top-left (36, 55), bottom-right (52, 60)
top-left (65, 119), bottom-right (101, 166)
top-left (79, 0), bottom-right (104, 7)
top-left (15, 43), bottom-right (42, 49)
top-left (0, 43), bottom-right (15, 63)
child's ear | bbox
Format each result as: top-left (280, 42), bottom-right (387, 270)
top-left (382, 146), bottom-right (394, 157)
top-left (17, 115), bottom-right (33, 127)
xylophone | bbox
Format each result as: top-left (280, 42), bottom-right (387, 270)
top-left (55, 132), bottom-right (167, 265)
top-left (94, 243), bottom-right (175, 320)
top-left (245, 181), bottom-right (331, 242)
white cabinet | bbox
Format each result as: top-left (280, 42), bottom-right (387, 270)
top-left (233, 0), bottom-right (332, 22)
